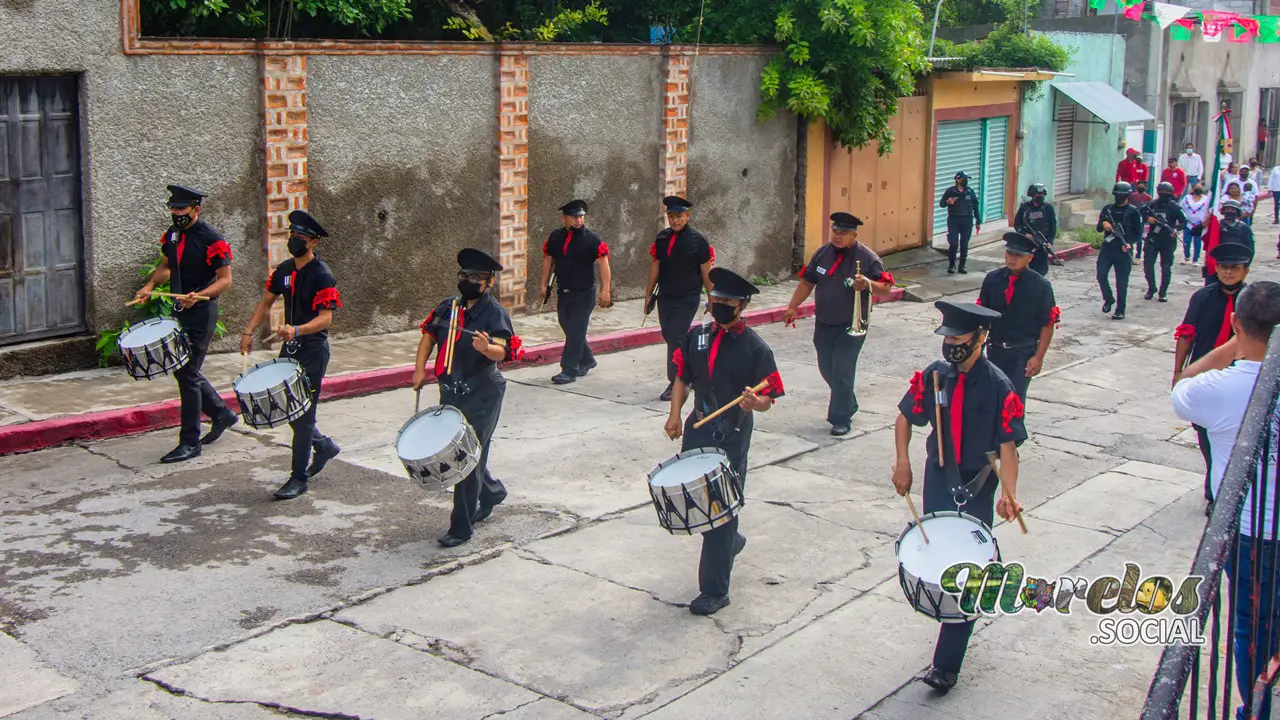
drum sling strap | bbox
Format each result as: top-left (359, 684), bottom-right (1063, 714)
top-left (936, 369), bottom-right (993, 507)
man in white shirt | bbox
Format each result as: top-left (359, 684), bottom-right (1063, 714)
top-left (1181, 143), bottom-right (1205, 192)
top-left (1172, 280), bottom-right (1280, 720)
top-left (1268, 164), bottom-right (1280, 224)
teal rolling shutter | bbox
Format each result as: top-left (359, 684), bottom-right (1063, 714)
top-left (981, 117), bottom-right (1009, 223)
top-left (933, 120), bottom-right (984, 235)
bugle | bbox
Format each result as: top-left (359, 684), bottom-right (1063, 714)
top-left (848, 260), bottom-right (870, 337)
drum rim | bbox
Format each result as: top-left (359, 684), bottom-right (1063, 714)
top-left (895, 509), bottom-right (1002, 623)
top-left (647, 446), bottom-right (730, 484)
top-left (233, 357), bottom-right (304, 388)
top-left (394, 404), bottom-right (476, 464)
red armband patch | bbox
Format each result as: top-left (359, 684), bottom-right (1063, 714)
top-left (649, 242), bottom-right (657, 259)
top-left (1174, 324), bottom-right (1197, 340)
top-left (206, 240), bottom-right (232, 264)
top-left (879, 271), bottom-right (894, 286)
top-left (763, 371), bottom-right (785, 398)
top-left (542, 239), bottom-right (550, 255)
top-left (1001, 392), bottom-right (1025, 433)
top-left (597, 241), bottom-right (610, 258)
top-left (312, 287), bottom-right (342, 310)
top-left (909, 371), bottom-right (925, 414)
top-left (505, 335), bottom-right (525, 363)
top-left (673, 348), bottom-right (685, 378)
top-left (708, 246), bottom-right (716, 265)
top-left (419, 311), bottom-right (436, 334)
top-left (797, 264), bottom-right (807, 279)
top-left (264, 276), bottom-right (273, 291)
top-left (1049, 306), bottom-right (1061, 327)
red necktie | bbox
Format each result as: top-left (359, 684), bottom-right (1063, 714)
top-left (563, 230), bottom-right (573, 255)
top-left (1215, 294), bottom-right (1236, 348)
top-left (708, 327), bottom-right (723, 379)
top-left (1004, 275), bottom-right (1017, 306)
top-left (950, 374), bottom-right (966, 465)
top-left (667, 228), bottom-right (679, 256)
top-left (176, 232), bottom-right (186, 267)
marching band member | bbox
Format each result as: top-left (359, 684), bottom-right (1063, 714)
top-left (240, 211), bottom-right (342, 500)
top-left (414, 249), bottom-right (520, 547)
top-left (977, 232), bottom-right (1058, 406)
top-left (135, 185), bottom-right (236, 464)
top-left (646, 195), bottom-right (714, 401)
top-left (541, 199), bottom-right (611, 385)
top-left (892, 301), bottom-right (1026, 692)
top-left (665, 268), bottom-right (785, 616)
top-left (784, 212), bottom-right (893, 435)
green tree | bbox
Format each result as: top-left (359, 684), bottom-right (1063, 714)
top-left (142, 0), bottom-right (413, 38)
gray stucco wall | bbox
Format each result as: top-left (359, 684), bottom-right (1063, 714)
top-left (1168, 41), bottom-right (1280, 161)
top-left (307, 55), bottom-right (498, 335)
top-left (688, 56), bottom-right (796, 281)
top-left (525, 55), bottom-right (664, 308)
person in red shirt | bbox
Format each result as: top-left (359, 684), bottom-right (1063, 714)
top-left (1161, 156), bottom-right (1188, 197)
top-left (1116, 148), bottom-right (1149, 185)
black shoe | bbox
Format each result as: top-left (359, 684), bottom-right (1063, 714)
top-left (733, 534), bottom-right (746, 557)
top-left (1158, 295), bottom-right (1168, 303)
top-left (200, 412), bottom-right (239, 445)
top-left (689, 593), bottom-right (731, 616)
top-left (1144, 290), bottom-right (1155, 300)
top-left (1102, 301), bottom-right (1113, 314)
top-left (438, 534), bottom-right (470, 548)
top-left (473, 504), bottom-right (495, 524)
top-left (160, 444), bottom-right (201, 464)
top-left (576, 358), bottom-right (598, 376)
top-left (660, 382), bottom-right (674, 402)
top-left (1112, 311), bottom-right (1125, 320)
top-left (307, 440), bottom-right (341, 478)
top-left (273, 476), bottom-right (309, 500)
top-left (552, 372), bottom-right (576, 385)
top-left (947, 264), bottom-right (956, 275)
top-left (831, 423), bottom-right (852, 436)
top-left (921, 667), bottom-right (959, 693)
top-left (958, 265), bottom-right (968, 274)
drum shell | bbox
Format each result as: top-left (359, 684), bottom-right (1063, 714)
top-left (395, 405), bottom-right (481, 491)
top-left (233, 359), bottom-right (313, 430)
top-left (117, 318), bottom-right (190, 380)
top-left (647, 447), bottom-right (744, 535)
top-left (895, 510), bottom-right (1001, 624)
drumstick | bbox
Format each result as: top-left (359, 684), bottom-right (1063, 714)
top-left (932, 370), bottom-right (945, 466)
top-left (445, 299), bottom-right (459, 378)
top-left (905, 493), bottom-right (929, 544)
top-left (127, 291), bottom-right (212, 306)
top-left (241, 352), bottom-right (249, 376)
top-left (414, 387), bottom-right (421, 415)
top-left (693, 378), bottom-right (772, 430)
top-left (986, 451), bottom-right (1028, 534)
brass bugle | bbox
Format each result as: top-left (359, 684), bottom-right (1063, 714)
top-left (848, 260), bottom-right (869, 337)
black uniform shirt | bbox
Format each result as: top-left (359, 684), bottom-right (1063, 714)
top-left (420, 292), bottom-right (516, 383)
top-left (977, 267), bottom-right (1057, 347)
top-left (898, 358), bottom-right (1028, 473)
top-left (160, 220), bottom-right (231, 295)
top-left (1177, 282), bottom-right (1246, 363)
top-left (266, 257), bottom-right (341, 343)
top-left (675, 322), bottom-right (785, 431)
top-left (1013, 201), bottom-right (1057, 241)
top-left (800, 242), bottom-right (891, 327)
top-left (651, 226), bottom-right (713, 297)
top-left (940, 186), bottom-right (983, 222)
top-left (544, 227), bottom-right (609, 292)
top-left (1142, 197), bottom-right (1187, 241)
top-left (1097, 203), bottom-right (1143, 255)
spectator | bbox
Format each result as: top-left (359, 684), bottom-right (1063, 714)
top-left (1238, 167), bottom-right (1258, 226)
top-left (1180, 184), bottom-right (1211, 264)
top-left (1181, 143), bottom-right (1205, 190)
top-left (1172, 280), bottom-right (1280, 720)
top-left (1162, 156), bottom-right (1188, 197)
top-left (1220, 161), bottom-right (1241, 202)
top-left (1249, 158), bottom-right (1263, 189)
top-left (1116, 148), bottom-right (1148, 185)
top-left (1268, 163), bottom-right (1280, 223)
top-left (1217, 181), bottom-right (1252, 220)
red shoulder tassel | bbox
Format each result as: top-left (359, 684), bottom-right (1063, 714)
top-left (419, 311), bottom-right (436, 334)
top-left (672, 348), bottom-right (685, 378)
top-left (312, 287), bottom-right (342, 310)
top-left (763, 371), bottom-right (785, 398)
top-left (1001, 392), bottom-right (1025, 433)
top-left (1174, 324), bottom-right (1197, 340)
top-left (264, 276), bottom-right (273, 291)
top-left (1049, 306), bottom-right (1061, 327)
top-left (879, 271), bottom-right (895, 286)
top-left (797, 264), bottom-right (807, 279)
top-left (708, 246), bottom-right (716, 265)
top-left (597, 241), bottom-right (610, 258)
top-left (505, 335), bottom-right (525, 363)
top-left (649, 242), bottom-right (657, 259)
top-left (206, 239), bottom-right (232, 264)
top-left (542, 239), bottom-right (550, 255)
top-left (910, 371), bottom-right (925, 414)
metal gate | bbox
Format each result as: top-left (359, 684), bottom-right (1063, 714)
top-left (1054, 103), bottom-right (1076, 196)
top-left (981, 116), bottom-right (1009, 223)
top-left (0, 76), bottom-right (84, 346)
top-left (932, 120), bottom-right (983, 235)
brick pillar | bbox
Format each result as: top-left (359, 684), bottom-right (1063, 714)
top-left (661, 51), bottom-right (691, 217)
top-left (496, 51), bottom-right (530, 310)
top-left (262, 56), bottom-right (309, 327)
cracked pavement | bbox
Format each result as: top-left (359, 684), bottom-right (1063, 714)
top-left (2, 247), bottom-right (1276, 719)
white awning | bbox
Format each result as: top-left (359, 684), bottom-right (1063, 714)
top-left (1052, 82), bottom-right (1154, 126)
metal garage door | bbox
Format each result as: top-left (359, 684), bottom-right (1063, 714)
top-left (932, 120), bottom-right (983, 235)
top-left (981, 116), bottom-right (1008, 223)
top-left (1054, 103), bottom-right (1076, 196)
top-left (0, 76), bottom-right (84, 346)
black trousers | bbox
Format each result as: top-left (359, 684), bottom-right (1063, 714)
top-left (442, 380), bottom-right (507, 540)
top-left (281, 341), bottom-right (333, 482)
top-left (557, 287), bottom-right (596, 373)
top-left (682, 411), bottom-right (752, 598)
top-left (986, 344), bottom-right (1035, 405)
top-left (1096, 251), bottom-right (1132, 313)
top-left (658, 292), bottom-right (701, 383)
top-left (922, 465), bottom-right (997, 674)
top-left (1143, 236), bottom-right (1176, 297)
top-left (1195, 424), bottom-right (1213, 502)
top-left (946, 215), bottom-right (974, 268)
top-left (1029, 247), bottom-right (1050, 276)
top-left (813, 321), bottom-right (866, 426)
top-left (174, 303), bottom-right (231, 446)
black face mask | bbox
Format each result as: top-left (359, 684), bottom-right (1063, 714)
top-left (1223, 212), bottom-right (1240, 224)
top-left (1220, 279), bottom-right (1245, 292)
top-left (711, 302), bottom-right (739, 326)
top-left (942, 338), bottom-right (978, 366)
top-left (287, 236), bottom-right (311, 258)
top-left (1114, 195), bottom-right (1129, 206)
top-left (457, 279), bottom-right (485, 301)
top-left (172, 213), bottom-right (194, 229)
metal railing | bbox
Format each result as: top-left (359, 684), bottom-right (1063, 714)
top-left (1143, 331), bottom-right (1280, 719)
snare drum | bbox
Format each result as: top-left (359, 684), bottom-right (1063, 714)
top-left (117, 317), bottom-right (190, 380)
top-left (896, 510), bottom-right (1001, 623)
top-left (395, 405), bottom-right (481, 491)
top-left (233, 359), bottom-right (312, 429)
top-left (647, 448), bottom-right (743, 535)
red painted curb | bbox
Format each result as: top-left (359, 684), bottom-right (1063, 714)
top-left (3, 295), bottom-right (879, 455)
top-left (1055, 242), bottom-right (1094, 261)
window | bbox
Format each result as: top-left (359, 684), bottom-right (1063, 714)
top-left (1171, 99), bottom-right (1202, 152)
top-left (1259, 88), bottom-right (1280, 167)
top-left (1219, 91), bottom-right (1243, 156)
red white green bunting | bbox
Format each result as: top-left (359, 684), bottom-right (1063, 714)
top-left (1121, 3), bottom-right (1280, 44)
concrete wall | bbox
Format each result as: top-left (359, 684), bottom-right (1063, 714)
top-left (307, 55), bottom-right (498, 335)
top-left (524, 55), bottom-right (664, 306)
top-left (1167, 40), bottom-right (1280, 162)
top-left (688, 56), bottom-right (797, 282)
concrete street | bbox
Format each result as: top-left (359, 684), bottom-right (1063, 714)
top-left (3, 236), bottom-right (1276, 719)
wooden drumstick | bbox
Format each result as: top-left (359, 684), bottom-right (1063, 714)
top-left (932, 370), bottom-right (945, 466)
top-left (693, 378), bottom-right (773, 430)
top-left (415, 387), bottom-right (421, 415)
top-left (241, 352), bottom-right (250, 376)
top-left (445, 299), bottom-right (459, 377)
top-left (905, 492), bottom-right (929, 544)
top-left (986, 451), bottom-right (1028, 534)
top-left (127, 291), bottom-right (211, 307)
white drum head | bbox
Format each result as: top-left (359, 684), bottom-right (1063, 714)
top-left (120, 318), bottom-right (180, 348)
top-left (236, 361), bottom-right (301, 393)
top-left (899, 514), bottom-right (997, 585)
top-left (650, 451), bottom-right (729, 489)
top-left (397, 407), bottom-right (465, 461)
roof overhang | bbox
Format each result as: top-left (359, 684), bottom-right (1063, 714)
top-left (1052, 82), bottom-right (1154, 126)
top-left (935, 69), bottom-right (1059, 82)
